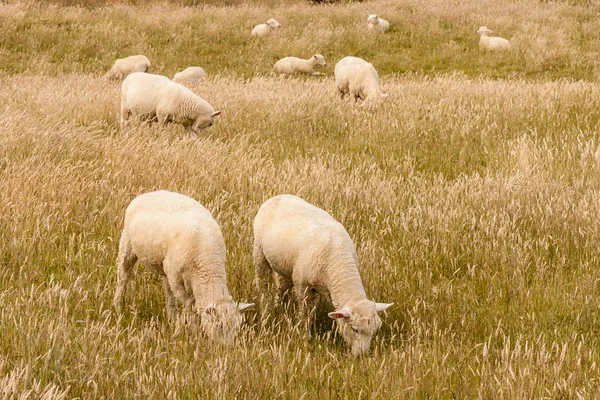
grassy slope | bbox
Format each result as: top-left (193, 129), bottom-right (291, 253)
top-left (1, 0), bottom-right (600, 80)
top-left (2, 0), bottom-right (600, 398)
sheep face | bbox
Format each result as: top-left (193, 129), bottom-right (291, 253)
top-left (266, 19), bottom-right (281, 29)
top-left (328, 300), bottom-right (393, 356)
top-left (477, 26), bottom-right (492, 36)
top-left (191, 111), bottom-right (222, 133)
top-left (314, 54), bottom-right (327, 67)
top-left (201, 302), bottom-right (254, 345)
top-left (367, 15), bottom-right (379, 24)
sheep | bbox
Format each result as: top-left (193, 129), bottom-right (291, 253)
top-left (120, 72), bottom-right (221, 133)
top-left (113, 190), bottom-right (254, 344)
top-left (253, 194), bottom-right (393, 356)
top-left (105, 55), bottom-right (151, 81)
top-left (251, 18), bottom-right (282, 37)
top-left (367, 14), bottom-right (390, 33)
top-left (334, 56), bottom-right (388, 107)
top-left (274, 54), bottom-right (327, 76)
top-left (173, 67), bottom-right (207, 85)
top-left (477, 26), bottom-right (511, 50)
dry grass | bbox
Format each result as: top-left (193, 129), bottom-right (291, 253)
top-left (2, 0), bottom-right (600, 398)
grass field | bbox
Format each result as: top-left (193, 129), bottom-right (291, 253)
top-left (2, 0), bottom-right (600, 398)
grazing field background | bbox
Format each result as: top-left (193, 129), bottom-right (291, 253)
top-left (2, 0), bottom-right (600, 398)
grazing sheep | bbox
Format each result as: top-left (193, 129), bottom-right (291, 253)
top-left (253, 194), bottom-right (393, 356)
top-left (105, 55), bottom-right (151, 81)
top-left (274, 54), bottom-right (327, 76)
top-left (113, 190), bottom-right (254, 344)
top-left (334, 56), bottom-right (388, 107)
top-left (477, 26), bottom-right (511, 50)
top-left (120, 72), bottom-right (221, 132)
top-left (173, 67), bottom-right (207, 85)
top-left (367, 14), bottom-right (390, 33)
top-left (251, 18), bottom-right (282, 37)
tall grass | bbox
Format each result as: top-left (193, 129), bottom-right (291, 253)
top-left (2, 0), bottom-right (600, 398)
top-left (1, 0), bottom-right (599, 80)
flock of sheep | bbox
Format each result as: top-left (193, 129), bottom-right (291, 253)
top-left (105, 15), bottom-right (512, 356)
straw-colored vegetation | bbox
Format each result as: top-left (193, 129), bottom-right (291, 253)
top-left (2, 0), bottom-right (600, 398)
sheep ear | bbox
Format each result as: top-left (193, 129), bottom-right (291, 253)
top-left (314, 55), bottom-right (317, 59)
top-left (328, 308), bottom-right (351, 319)
top-left (237, 303), bottom-right (255, 311)
top-left (211, 111), bottom-right (222, 118)
top-left (375, 303), bottom-right (393, 313)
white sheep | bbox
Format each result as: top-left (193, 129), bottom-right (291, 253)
top-left (173, 67), bottom-right (207, 85)
top-left (334, 56), bottom-right (388, 107)
top-left (253, 194), bottom-right (393, 356)
top-left (367, 14), bottom-right (390, 33)
top-left (274, 54), bottom-right (327, 76)
top-left (120, 72), bottom-right (221, 132)
top-left (251, 18), bottom-right (282, 37)
top-left (477, 26), bottom-right (511, 50)
top-left (113, 190), bottom-right (254, 344)
top-left (105, 55), bottom-right (151, 81)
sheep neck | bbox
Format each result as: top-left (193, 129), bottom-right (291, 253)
top-left (178, 91), bottom-right (213, 121)
top-left (189, 258), bottom-right (232, 310)
top-left (326, 257), bottom-right (368, 310)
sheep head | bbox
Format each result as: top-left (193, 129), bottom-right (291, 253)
top-left (201, 301), bottom-right (254, 345)
top-left (191, 110), bottom-right (222, 133)
top-left (313, 54), bottom-right (327, 67)
top-left (477, 26), bottom-right (493, 36)
top-left (328, 300), bottom-right (393, 356)
top-left (266, 19), bottom-right (281, 29)
top-left (367, 15), bottom-right (379, 25)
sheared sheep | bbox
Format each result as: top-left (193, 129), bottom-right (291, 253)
top-left (114, 190), bottom-right (254, 344)
top-left (105, 55), bottom-right (151, 81)
top-left (251, 19), bottom-right (281, 37)
top-left (173, 67), bottom-right (207, 85)
top-left (334, 56), bottom-right (388, 107)
top-left (477, 26), bottom-right (511, 50)
top-left (120, 72), bottom-right (221, 132)
top-left (274, 54), bottom-right (327, 76)
top-left (367, 14), bottom-right (390, 33)
top-left (253, 194), bottom-right (393, 356)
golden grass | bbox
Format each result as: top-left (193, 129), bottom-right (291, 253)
top-left (2, 0), bottom-right (600, 397)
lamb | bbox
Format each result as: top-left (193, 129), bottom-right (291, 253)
top-left (367, 14), bottom-right (390, 33)
top-left (477, 26), bottom-right (511, 50)
top-left (113, 190), bottom-right (254, 344)
top-left (274, 54), bottom-right (327, 76)
top-left (105, 55), bottom-right (151, 81)
top-left (251, 18), bottom-right (282, 37)
top-left (173, 67), bottom-right (207, 85)
top-left (334, 56), bottom-right (388, 107)
top-left (120, 72), bottom-right (221, 132)
top-left (253, 194), bottom-right (393, 356)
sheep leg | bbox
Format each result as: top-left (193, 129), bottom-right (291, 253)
top-left (274, 272), bottom-right (294, 307)
top-left (113, 233), bottom-right (138, 315)
top-left (120, 109), bottom-right (131, 130)
top-left (166, 272), bottom-right (194, 324)
top-left (162, 276), bottom-right (178, 322)
top-left (157, 112), bottom-right (171, 127)
top-left (337, 87), bottom-right (346, 100)
top-left (253, 243), bottom-right (275, 319)
top-left (253, 243), bottom-right (273, 294)
top-left (295, 285), bottom-right (318, 339)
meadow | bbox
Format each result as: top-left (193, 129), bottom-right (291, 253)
top-left (2, 0), bottom-right (600, 398)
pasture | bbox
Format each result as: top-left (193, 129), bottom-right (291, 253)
top-left (2, 0), bottom-right (600, 397)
